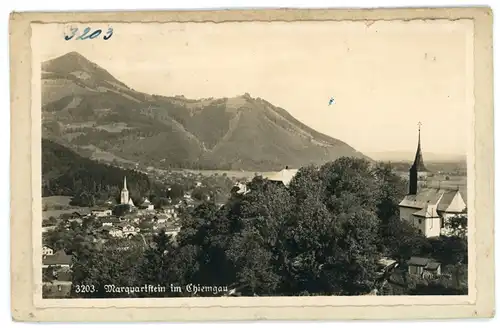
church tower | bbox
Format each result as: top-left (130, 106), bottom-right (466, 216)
top-left (408, 123), bottom-right (427, 195)
top-left (120, 176), bottom-right (129, 205)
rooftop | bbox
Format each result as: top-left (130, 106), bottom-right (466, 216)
top-left (91, 207), bottom-right (112, 212)
top-left (407, 256), bottom-right (441, 270)
top-left (264, 168), bottom-right (299, 186)
top-left (42, 250), bottom-right (72, 266)
top-left (412, 204), bottom-right (439, 218)
top-left (399, 187), bottom-right (464, 211)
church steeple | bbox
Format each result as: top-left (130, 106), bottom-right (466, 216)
top-left (120, 176), bottom-right (129, 204)
top-left (413, 122), bottom-right (427, 172)
top-left (409, 122), bottom-right (427, 195)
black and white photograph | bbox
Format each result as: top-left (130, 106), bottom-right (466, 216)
top-left (35, 19), bottom-right (474, 300)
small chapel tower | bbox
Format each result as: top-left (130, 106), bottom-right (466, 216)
top-left (120, 176), bottom-right (129, 205)
top-left (408, 122), bottom-right (428, 195)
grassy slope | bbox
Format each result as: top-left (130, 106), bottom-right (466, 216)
top-left (42, 52), bottom-right (369, 171)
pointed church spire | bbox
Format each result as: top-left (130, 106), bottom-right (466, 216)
top-left (417, 121), bottom-right (422, 147)
top-left (409, 122), bottom-right (427, 195)
top-left (413, 122), bottom-right (427, 172)
top-left (120, 176), bottom-right (130, 204)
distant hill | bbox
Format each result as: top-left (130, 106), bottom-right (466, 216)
top-left (366, 151), bottom-right (466, 163)
top-left (42, 138), bottom-right (153, 202)
top-left (42, 52), bottom-right (369, 171)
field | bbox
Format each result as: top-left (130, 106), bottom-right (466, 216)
top-left (42, 196), bottom-right (90, 220)
top-left (172, 169), bottom-right (271, 180)
top-left (79, 145), bottom-right (136, 164)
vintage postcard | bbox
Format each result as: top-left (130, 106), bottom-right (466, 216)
top-left (10, 8), bottom-right (494, 322)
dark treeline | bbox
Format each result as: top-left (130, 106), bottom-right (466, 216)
top-left (42, 139), bottom-right (155, 206)
top-left (51, 157), bottom-right (467, 298)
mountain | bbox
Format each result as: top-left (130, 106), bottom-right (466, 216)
top-left (365, 151), bottom-right (466, 163)
top-left (42, 52), bottom-right (369, 171)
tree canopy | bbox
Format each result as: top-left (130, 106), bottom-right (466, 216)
top-left (62, 157), bottom-right (466, 297)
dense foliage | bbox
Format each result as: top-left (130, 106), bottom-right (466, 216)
top-left (44, 157), bottom-right (467, 297)
top-left (42, 139), bottom-right (154, 204)
top-left (42, 139), bottom-right (236, 208)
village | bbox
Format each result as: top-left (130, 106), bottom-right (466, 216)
top-left (41, 127), bottom-right (468, 298)
top-left (41, 165), bottom-right (303, 297)
top-left (42, 173), bottom-right (206, 296)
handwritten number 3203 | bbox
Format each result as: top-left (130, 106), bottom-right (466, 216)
top-left (65, 27), bottom-right (113, 41)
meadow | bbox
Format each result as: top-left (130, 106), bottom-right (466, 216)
top-left (42, 195), bottom-right (90, 220)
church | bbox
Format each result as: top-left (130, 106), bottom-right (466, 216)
top-left (120, 176), bottom-right (135, 207)
top-left (398, 125), bottom-right (467, 238)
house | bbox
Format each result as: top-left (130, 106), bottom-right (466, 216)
top-left (42, 250), bottom-right (72, 269)
top-left (407, 257), bottom-right (441, 278)
top-left (376, 258), bottom-right (398, 277)
top-left (42, 271), bottom-right (72, 299)
top-left (109, 228), bottom-right (124, 238)
top-left (102, 217), bottom-right (121, 227)
top-left (67, 217), bottom-right (83, 225)
top-left (140, 198), bottom-right (155, 211)
top-left (100, 225), bottom-right (112, 234)
top-left (232, 182), bottom-right (249, 195)
top-left (105, 198), bottom-right (117, 206)
top-left (128, 198), bottom-right (135, 207)
top-left (42, 225), bottom-right (56, 233)
top-left (264, 166), bottom-right (299, 187)
top-left (399, 125), bottom-right (467, 237)
top-left (153, 223), bottom-right (167, 231)
top-left (91, 207), bottom-right (113, 218)
top-left (154, 215), bottom-right (169, 225)
top-left (60, 212), bottom-right (83, 221)
top-left (164, 207), bottom-right (176, 215)
top-left (164, 226), bottom-right (181, 238)
top-left (42, 246), bottom-right (54, 256)
top-left (123, 224), bottom-right (140, 235)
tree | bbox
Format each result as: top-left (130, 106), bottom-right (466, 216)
top-left (372, 162), bottom-right (406, 222)
top-left (226, 226), bottom-right (280, 295)
top-left (381, 215), bottom-right (431, 260)
top-left (71, 240), bottom-right (144, 298)
top-left (113, 204), bottom-right (131, 216)
top-left (42, 266), bottom-right (56, 283)
top-left (191, 187), bottom-right (209, 201)
top-left (445, 214), bottom-right (468, 239)
top-left (136, 231), bottom-right (177, 295)
top-left (58, 156), bottom-right (462, 298)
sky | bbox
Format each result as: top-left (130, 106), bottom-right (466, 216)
top-left (33, 20), bottom-right (473, 156)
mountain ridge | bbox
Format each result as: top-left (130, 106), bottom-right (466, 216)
top-left (41, 52), bottom-right (369, 171)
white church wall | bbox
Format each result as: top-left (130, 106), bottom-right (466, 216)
top-left (425, 217), bottom-right (441, 238)
top-left (413, 216), bottom-right (426, 235)
top-left (400, 207), bottom-right (427, 234)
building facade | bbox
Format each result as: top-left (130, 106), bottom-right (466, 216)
top-left (398, 125), bottom-right (467, 238)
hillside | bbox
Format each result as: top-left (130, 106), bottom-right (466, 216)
top-left (366, 151), bottom-right (466, 163)
top-left (42, 138), bottom-right (153, 202)
top-left (42, 52), bottom-right (369, 171)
